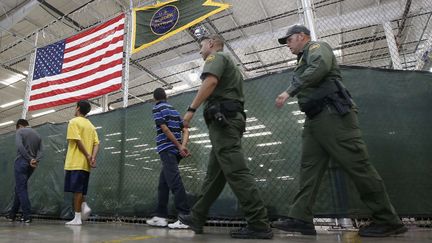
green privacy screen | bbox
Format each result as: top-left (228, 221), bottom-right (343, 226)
top-left (1, 66), bottom-right (431, 220)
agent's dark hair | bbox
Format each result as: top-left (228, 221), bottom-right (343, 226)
top-left (77, 100), bottom-right (91, 116)
top-left (153, 88), bottom-right (167, 101)
top-left (16, 119), bottom-right (29, 129)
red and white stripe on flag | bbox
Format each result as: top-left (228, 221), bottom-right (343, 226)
top-left (28, 14), bottom-right (125, 111)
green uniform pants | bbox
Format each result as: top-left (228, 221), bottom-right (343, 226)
top-left (289, 108), bottom-right (401, 225)
top-left (191, 113), bottom-right (270, 230)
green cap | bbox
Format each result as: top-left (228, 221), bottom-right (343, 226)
top-left (278, 25), bottom-right (311, 44)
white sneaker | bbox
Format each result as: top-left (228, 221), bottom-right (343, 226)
top-left (168, 220), bottom-right (190, 229)
top-left (65, 218), bottom-right (82, 225)
top-left (146, 216), bottom-right (168, 227)
top-left (81, 202), bottom-right (91, 221)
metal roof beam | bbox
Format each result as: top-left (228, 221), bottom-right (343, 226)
top-left (0, 0), bottom-right (40, 31)
top-left (37, 0), bottom-right (83, 30)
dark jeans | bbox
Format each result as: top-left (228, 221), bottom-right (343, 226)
top-left (10, 157), bottom-right (34, 219)
top-left (155, 150), bottom-right (189, 217)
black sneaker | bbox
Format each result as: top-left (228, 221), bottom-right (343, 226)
top-left (358, 223), bottom-right (408, 237)
top-left (178, 214), bottom-right (203, 234)
top-left (230, 227), bottom-right (273, 239)
top-left (21, 217), bottom-right (32, 223)
top-left (272, 217), bottom-right (317, 235)
top-left (5, 215), bottom-right (16, 222)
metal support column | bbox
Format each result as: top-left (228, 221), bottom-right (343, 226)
top-left (102, 95), bottom-right (109, 112)
top-left (123, 1), bottom-right (133, 108)
top-left (301, 0), bottom-right (317, 41)
top-left (21, 32), bottom-right (38, 119)
top-left (383, 21), bottom-right (403, 70)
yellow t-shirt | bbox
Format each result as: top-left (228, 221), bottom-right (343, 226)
top-left (64, 116), bottom-right (99, 172)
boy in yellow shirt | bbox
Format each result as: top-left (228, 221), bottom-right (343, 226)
top-left (64, 100), bottom-right (99, 225)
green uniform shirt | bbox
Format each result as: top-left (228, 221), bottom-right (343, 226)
top-left (287, 41), bottom-right (343, 105)
top-left (201, 51), bottom-right (244, 107)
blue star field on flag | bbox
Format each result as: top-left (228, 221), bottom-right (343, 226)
top-left (33, 40), bottom-right (66, 80)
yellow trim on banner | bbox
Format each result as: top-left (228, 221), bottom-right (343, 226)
top-left (131, 0), bottom-right (230, 54)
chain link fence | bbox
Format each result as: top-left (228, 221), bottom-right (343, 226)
top-left (1, 66), bottom-right (432, 229)
top-left (1, 0), bottom-right (432, 131)
top-left (313, 0), bottom-right (432, 70)
top-left (1, 0), bottom-right (432, 229)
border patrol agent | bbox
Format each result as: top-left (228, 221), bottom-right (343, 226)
top-left (180, 34), bottom-right (273, 239)
top-left (273, 25), bottom-right (407, 237)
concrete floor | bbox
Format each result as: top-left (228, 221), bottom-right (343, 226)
top-left (0, 219), bottom-right (431, 243)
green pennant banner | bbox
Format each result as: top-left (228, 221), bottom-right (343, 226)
top-left (132, 0), bottom-right (230, 54)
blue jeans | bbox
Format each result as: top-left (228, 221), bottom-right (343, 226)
top-left (10, 157), bottom-right (34, 219)
top-left (155, 150), bottom-right (189, 217)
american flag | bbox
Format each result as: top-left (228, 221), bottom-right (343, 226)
top-left (28, 14), bottom-right (125, 111)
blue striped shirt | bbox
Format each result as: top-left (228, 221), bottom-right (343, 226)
top-left (152, 101), bottom-right (183, 153)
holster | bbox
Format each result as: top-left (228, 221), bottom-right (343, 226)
top-left (204, 100), bottom-right (245, 127)
top-left (300, 80), bottom-right (354, 119)
top-left (329, 80), bottom-right (354, 116)
top-left (299, 100), bottom-right (326, 119)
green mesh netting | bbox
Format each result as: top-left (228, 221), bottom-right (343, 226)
top-left (1, 66), bottom-right (431, 220)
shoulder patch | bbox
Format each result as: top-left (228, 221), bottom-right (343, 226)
top-left (309, 43), bottom-right (320, 51)
top-left (205, 54), bottom-right (216, 62)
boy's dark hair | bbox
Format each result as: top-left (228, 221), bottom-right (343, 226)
top-left (77, 100), bottom-right (91, 116)
top-left (153, 88), bottom-right (167, 101)
top-left (16, 119), bottom-right (29, 129)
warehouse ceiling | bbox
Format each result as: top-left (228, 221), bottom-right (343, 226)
top-left (0, 0), bottom-right (431, 133)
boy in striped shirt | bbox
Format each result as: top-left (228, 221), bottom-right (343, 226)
top-left (146, 88), bottom-right (190, 229)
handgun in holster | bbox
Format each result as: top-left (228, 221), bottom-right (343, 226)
top-left (328, 80), bottom-right (354, 116)
top-left (204, 100), bottom-right (245, 127)
top-left (204, 104), bottom-right (229, 127)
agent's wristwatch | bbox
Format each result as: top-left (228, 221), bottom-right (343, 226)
top-left (187, 106), bottom-right (197, 112)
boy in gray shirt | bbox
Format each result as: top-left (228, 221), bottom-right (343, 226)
top-left (8, 119), bottom-right (42, 223)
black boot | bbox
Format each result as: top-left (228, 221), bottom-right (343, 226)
top-left (230, 226), bottom-right (273, 239)
top-left (358, 223), bottom-right (407, 237)
top-left (178, 214), bottom-right (203, 234)
top-left (272, 217), bottom-right (316, 235)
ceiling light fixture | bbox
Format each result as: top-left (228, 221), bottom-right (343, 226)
top-left (0, 99), bottom-right (23, 108)
top-left (32, 109), bottom-right (55, 118)
top-left (0, 121), bottom-right (14, 127)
